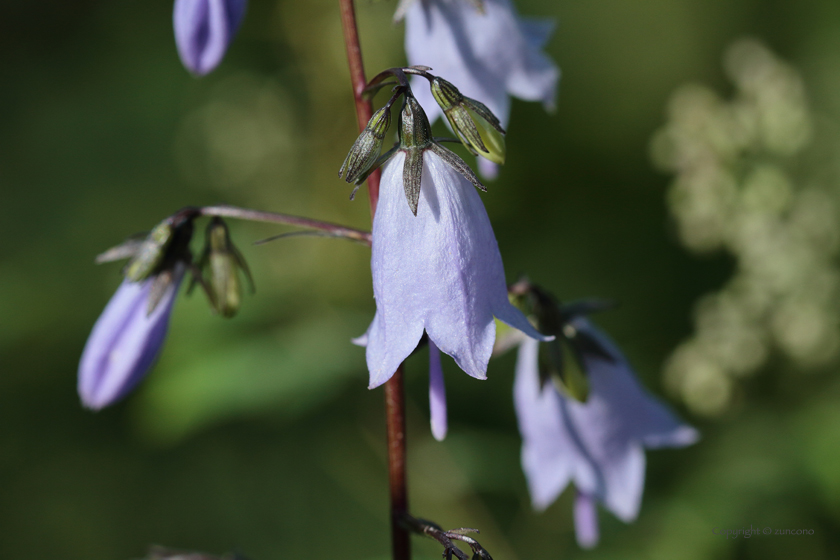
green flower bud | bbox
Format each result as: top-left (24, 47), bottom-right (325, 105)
top-left (198, 218), bottom-right (254, 318)
top-left (399, 94), bottom-right (434, 150)
top-left (125, 220), bottom-right (174, 282)
top-left (431, 77), bottom-right (506, 165)
top-left (340, 105), bottom-right (392, 184)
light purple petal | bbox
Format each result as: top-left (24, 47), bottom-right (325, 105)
top-left (174, 0), bottom-right (247, 76)
top-left (515, 338), bottom-right (577, 510)
top-left (477, 158), bottom-right (500, 180)
top-left (78, 267), bottom-right (184, 409)
top-left (404, 0), bottom-right (559, 129)
top-left (428, 339), bottom-right (448, 441)
top-left (364, 150), bottom-right (545, 388)
top-left (574, 492), bottom-right (600, 549)
top-left (513, 317), bottom-right (698, 541)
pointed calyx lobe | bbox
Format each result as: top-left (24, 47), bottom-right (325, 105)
top-left (398, 94), bottom-right (484, 215)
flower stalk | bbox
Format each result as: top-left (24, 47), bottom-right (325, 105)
top-left (338, 2), bottom-right (410, 560)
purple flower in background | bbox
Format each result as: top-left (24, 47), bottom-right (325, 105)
top-left (358, 149), bottom-right (549, 390)
top-left (174, 0), bottom-right (247, 76)
top-left (78, 266), bottom-right (184, 410)
top-left (401, 0), bottom-right (559, 177)
top-left (514, 318), bottom-right (698, 548)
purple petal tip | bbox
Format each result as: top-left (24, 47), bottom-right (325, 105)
top-left (174, 0), bottom-right (247, 76)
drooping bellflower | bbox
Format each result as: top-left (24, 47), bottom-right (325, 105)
top-left (78, 267), bottom-right (185, 410)
top-left (357, 95), bottom-right (550, 391)
top-left (400, 0), bottom-right (559, 177)
top-left (513, 314), bottom-right (698, 548)
top-left (78, 213), bottom-right (201, 409)
top-left (174, 0), bottom-right (247, 76)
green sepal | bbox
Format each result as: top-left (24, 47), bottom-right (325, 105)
top-left (539, 338), bottom-right (590, 403)
top-left (125, 220), bottom-right (174, 282)
top-left (402, 148), bottom-right (424, 215)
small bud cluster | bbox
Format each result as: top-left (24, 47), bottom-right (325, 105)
top-left (80, 208), bottom-right (254, 409)
top-left (339, 67), bottom-right (504, 215)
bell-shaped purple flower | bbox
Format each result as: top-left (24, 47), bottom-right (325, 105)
top-left (402, 0), bottom-right (559, 177)
top-left (78, 266), bottom-right (185, 410)
top-left (513, 318), bottom-right (698, 548)
top-left (174, 0), bottom-right (247, 76)
top-left (360, 150), bottom-right (549, 389)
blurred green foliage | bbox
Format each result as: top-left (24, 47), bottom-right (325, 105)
top-left (2, 0), bottom-right (840, 559)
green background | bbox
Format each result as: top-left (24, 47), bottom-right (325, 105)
top-left (2, 0), bottom-right (840, 558)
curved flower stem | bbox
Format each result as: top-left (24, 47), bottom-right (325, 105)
top-left (200, 204), bottom-right (371, 245)
top-left (339, 3), bottom-right (410, 560)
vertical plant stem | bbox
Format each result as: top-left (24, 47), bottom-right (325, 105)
top-left (338, 0), bottom-right (381, 214)
top-left (338, 2), bottom-right (410, 560)
top-left (385, 364), bottom-right (410, 560)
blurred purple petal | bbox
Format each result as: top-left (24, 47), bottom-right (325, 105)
top-left (429, 339), bottom-right (448, 441)
top-left (514, 317), bottom-right (697, 545)
top-left (404, 0), bottom-right (559, 169)
top-left (574, 492), bottom-right (600, 549)
top-left (78, 267), bottom-right (184, 409)
top-left (363, 151), bottom-right (549, 388)
top-left (174, 0), bottom-right (247, 76)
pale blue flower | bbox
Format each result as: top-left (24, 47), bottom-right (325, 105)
top-left (358, 150), bottom-right (550, 390)
top-left (402, 0), bottom-right (559, 177)
top-left (514, 317), bottom-right (698, 548)
top-left (78, 266), bottom-right (184, 409)
top-left (174, 0), bottom-right (247, 76)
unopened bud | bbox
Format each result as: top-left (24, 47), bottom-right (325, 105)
top-left (340, 105), bottom-right (392, 184)
top-left (199, 218), bottom-right (254, 318)
top-left (431, 77), bottom-right (506, 165)
top-left (399, 95), bottom-right (434, 150)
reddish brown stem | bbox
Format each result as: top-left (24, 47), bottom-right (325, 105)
top-left (385, 364), bottom-right (410, 560)
top-left (338, 2), bottom-right (409, 560)
top-left (338, 0), bottom-right (381, 216)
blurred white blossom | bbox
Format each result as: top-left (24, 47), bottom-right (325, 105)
top-left (652, 39), bottom-right (840, 416)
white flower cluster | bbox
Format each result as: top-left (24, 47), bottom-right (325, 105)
top-left (652, 39), bottom-right (840, 416)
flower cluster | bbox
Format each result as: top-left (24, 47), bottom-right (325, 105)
top-left (74, 0), bottom-right (700, 552)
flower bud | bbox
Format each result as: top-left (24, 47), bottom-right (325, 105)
top-left (431, 77), bottom-right (506, 165)
top-left (398, 95), bottom-right (434, 150)
top-left (197, 217), bottom-right (253, 317)
top-left (79, 264), bottom-right (185, 410)
top-left (340, 105), bottom-right (392, 184)
top-left (174, 0), bottom-right (247, 76)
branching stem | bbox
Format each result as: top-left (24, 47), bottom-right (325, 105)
top-left (200, 205), bottom-right (371, 245)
